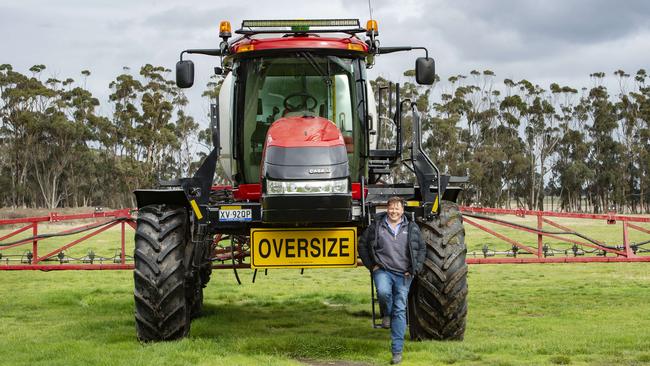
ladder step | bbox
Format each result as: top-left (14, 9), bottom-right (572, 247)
top-left (369, 159), bottom-right (391, 165)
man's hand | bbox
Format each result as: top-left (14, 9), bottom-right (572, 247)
top-left (405, 272), bottom-right (411, 278)
top-left (372, 265), bottom-right (380, 272)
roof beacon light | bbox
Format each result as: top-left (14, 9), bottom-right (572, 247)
top-left (219, 21), bottom-right (232, 40)
top-left (366, 19), bottom-right (378, 36)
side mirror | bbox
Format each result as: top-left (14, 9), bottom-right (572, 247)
top-left (415, 57), bottom-right (435, 85)
top-left (176, 60), bottom-right (195, 88)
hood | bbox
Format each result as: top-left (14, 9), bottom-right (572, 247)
top-left (265, 116), bottom-right (344, 149)
top-left (261, 115), bottom-right (349, 180)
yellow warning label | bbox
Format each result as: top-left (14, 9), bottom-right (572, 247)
top-left (189, 199), bottom-right (203, 220)
top-left (431, 195), bottom-right (439, 213)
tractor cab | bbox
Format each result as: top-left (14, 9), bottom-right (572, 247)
top-left (211, 21), bottom-right (376, 224)
top-left (143, 18), bottom-right (452, 228)
top-left (236, 52), bottom-right (361, 185)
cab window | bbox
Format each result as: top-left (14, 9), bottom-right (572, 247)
top-left (238, 54), bottom-right (360, 183)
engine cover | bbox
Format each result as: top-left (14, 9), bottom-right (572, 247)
top-left (262, 116), bottom-right (349, 180)
top-left (261, 116), bottom-right (351, 223)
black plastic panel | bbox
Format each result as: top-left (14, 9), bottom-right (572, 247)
top-left (265, 162), bottom-right (348, 180)
top-left (262, 194), bottom-right (351, 223)
top-left (134, 189), bottom-right (188, 209)
top-left (265, 146), bottom-right (348, 165)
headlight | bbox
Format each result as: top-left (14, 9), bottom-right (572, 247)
top-left (265, 179), bottom-right (349, 195)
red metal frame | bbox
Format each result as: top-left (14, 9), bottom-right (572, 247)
top-left (1, 206), bottom-right (648, 270)
top-left (460, 206), bottom-right (650, 264)
top-left (0, 209), bottom-right (134, 270)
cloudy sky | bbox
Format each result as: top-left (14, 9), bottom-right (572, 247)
top-left (2, 0), bottom-right (649, 125)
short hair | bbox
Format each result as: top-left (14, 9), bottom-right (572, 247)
top-left (387, 196), bottom-right (405, 208)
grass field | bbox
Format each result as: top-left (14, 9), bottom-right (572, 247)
top-left (1, 215), bottom-right (650, 365)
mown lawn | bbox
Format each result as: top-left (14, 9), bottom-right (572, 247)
top-left (0, 216), bottom-right (649, 365)
top-left (1, 263), bottom-right (649, 365)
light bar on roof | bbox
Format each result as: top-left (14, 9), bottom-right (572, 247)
top-left (241, 19), bottom-right (360, 28)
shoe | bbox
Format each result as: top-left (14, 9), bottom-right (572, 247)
top-left (390, 353), bottom-right (403, 364)
top-left (381, 316), bottom-right (391, 329)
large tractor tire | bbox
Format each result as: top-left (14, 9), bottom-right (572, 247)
top-left (188, 274), bottom-right (204, 319)
top-left (409, 201), bottom-right (468, 340)
top-left (188, 240), bottom-right (214, 319)
top-left (134, 205), bottom-right (191, 342)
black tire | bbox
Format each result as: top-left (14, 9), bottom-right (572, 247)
top-left (198, 239), bottom-right (215, 288)
top-left (188, 278), bottom-right (203, 319)
top-left (409, 201), bottom-right (468, 340)
top-left (188, 240), bottom-right (213, 319)
top-left (134, 205), bottom-right (190, 342)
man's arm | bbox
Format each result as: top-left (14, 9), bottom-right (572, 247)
top-left (413, 224), bottom-right (427, 274)
top-left (357, 223), bottom-right (376, 271)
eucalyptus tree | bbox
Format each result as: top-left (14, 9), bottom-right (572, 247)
top-left (0, 64), bottom-right (59, 207)
top-left (550, 84), bottom-right (591, 212)
top-left (629, 69), bottom-right (650, 212)
top-left (586, 73), bottom-right (626, 212)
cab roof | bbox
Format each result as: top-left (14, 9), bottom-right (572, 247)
top-left (230, 35), bottom-right (369, 54)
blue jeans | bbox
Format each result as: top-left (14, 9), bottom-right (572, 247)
top-left (373, 268), bottom-right (413, 354)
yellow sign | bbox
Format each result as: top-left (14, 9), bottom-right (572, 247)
top-left (250, 228), bottom-right (357, 268)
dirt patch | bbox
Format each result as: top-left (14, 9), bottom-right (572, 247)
top-left (298, 360), bottom-right (373, 366)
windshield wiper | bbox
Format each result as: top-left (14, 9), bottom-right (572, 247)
top-left (299, 52), bottom-right (332, 87)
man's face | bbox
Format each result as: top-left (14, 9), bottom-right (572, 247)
top-left (387, 201), bottom-right (404, 223)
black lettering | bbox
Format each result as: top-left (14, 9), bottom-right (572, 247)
top-left (339, 237), bottom-right (349, 257)
top-left (272, 238), bottom-right (283, 257)
top-left (259, 238), bottom-right (271, 258)
top-left (285, 238), bottom-right (295, 258)
top-left (327, 238), bottom-right (338, 257)
top-left (297, 238), bottom-right (308, 257)
top-left (310, 238), bottom-right (321, 257)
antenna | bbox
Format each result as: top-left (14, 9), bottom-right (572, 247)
top-left (368, 0), bottom-right (374, 20)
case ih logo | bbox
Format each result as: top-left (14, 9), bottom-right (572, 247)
top-left (308, 168), bottom-right (331, 174)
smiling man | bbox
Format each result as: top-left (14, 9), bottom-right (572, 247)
top-left (358, 196), bottom-right (426, 364)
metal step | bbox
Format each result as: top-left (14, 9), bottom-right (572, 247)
top-left (369, 167), bottom-right (391, 174)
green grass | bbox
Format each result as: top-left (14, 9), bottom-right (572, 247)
top-left (0, 216), bottom-right (649, 365)
top-left (1, 263), bottom-right (650, 365)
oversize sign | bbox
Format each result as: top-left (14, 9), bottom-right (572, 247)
top-left (250, 228), bottom-right (357, 268)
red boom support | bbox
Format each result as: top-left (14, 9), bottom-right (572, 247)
top-left (0, 207), bottom-right (648, 270)
top-left (460, 206), bottom-right (650, 264)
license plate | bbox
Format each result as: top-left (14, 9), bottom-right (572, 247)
top-left (250, 228), bottom-right (357, 268)
top-left (218, 206), bottom-right (252, 221)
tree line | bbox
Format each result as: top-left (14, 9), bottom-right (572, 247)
top-left (1, 64), bottom-right (648, 213)
top-left (378, 68), bottom-right (650, 213)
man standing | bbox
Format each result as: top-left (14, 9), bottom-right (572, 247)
top-left (358, 196), bottom-right (426, 364)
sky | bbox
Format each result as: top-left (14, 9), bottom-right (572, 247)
top-left (2, 0), bottom-right (650, 127)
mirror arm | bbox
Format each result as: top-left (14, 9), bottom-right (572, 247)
top-left (378, 46), bottom-right (428, 58)
top-left (180, 49), bottom-right (223, 61)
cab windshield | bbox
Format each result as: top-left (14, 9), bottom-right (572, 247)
top-left (237, 53), bottom-right (360, 183)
